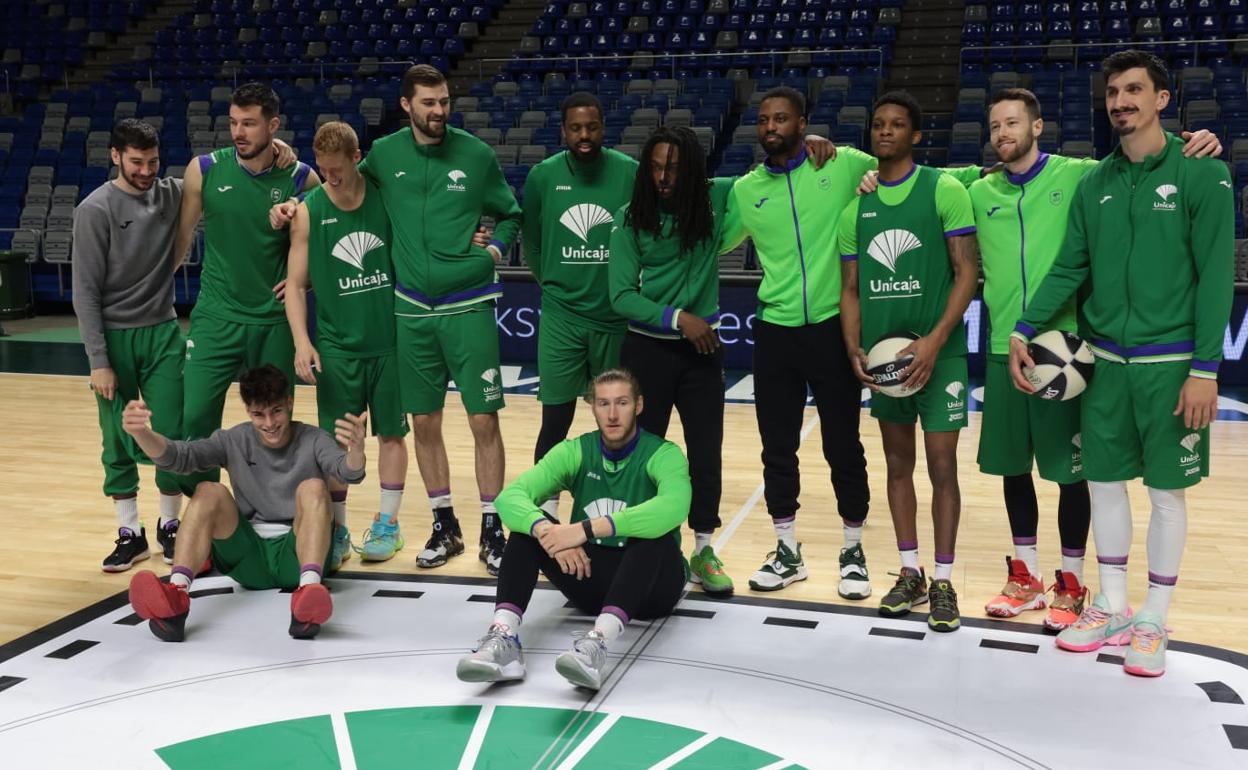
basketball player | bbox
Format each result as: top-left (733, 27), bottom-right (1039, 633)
top-left (608, 126), bottom-right (739, 595)
top-left (284, 122), bottom-right (409, 568)
top-left (174, 83), bottom-right (319, 493)
top-left (73, 119), bottom-right (185, 571)
top-left (838, 91), bottom-right (979, 631)
top-left (357, 64), bottom-right (522, 575)
top-left (522, 91), bottom-right (635, 515)
top-left (123, 364), bottom-right (367, 641)
top-left (1009, 50), bottom-right (1233, 676)
top-left (455, 368), bottom-right (689, 690)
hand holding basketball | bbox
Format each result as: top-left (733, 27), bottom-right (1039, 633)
top-left (849, 347), bottom-right (877, 390)
top-left (899, 335), bottom-right (939, 391)
top-left (121, 399), bottom-right (153, 437)
top-left (1008, 337), bottom-right (1037, 394)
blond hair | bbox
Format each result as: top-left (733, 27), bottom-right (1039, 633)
top-left (312, 121), bottom-right (360, 159)
top-left (584, 367), bottom-right (643, 403)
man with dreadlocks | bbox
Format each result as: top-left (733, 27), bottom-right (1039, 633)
top-left (607, 126), bottom-right (740, 595)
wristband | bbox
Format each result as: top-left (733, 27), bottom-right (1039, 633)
top-left (581, 518), bottom-right (595, 542)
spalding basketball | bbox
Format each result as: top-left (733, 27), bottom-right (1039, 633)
top-left (1025, 330), bottom-right (1094, 401)
top-left (866, 332), bottom-right (920, 397)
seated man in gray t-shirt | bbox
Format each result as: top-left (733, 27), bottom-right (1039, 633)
top-left (122, 364), bottom-right (367, 641)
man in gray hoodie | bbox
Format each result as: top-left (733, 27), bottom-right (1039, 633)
top-left (123, 364), bottom-right (367, 641)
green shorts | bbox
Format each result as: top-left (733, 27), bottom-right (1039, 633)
top-left (210, 510), bottom-right (334, 590)
top-left (183, 313), bottom-right (295, 441)
top-left (870, 355), bottom-right (968, 432)
top-left (316, 353), bottom-right (409, 438)
top-left (537, 308), bottom-right (625, 405)
top-left (977, 356), bottom-right (1083, 483)
top-left (1081, 358), bottom-right (1209, 489)
top-left (396, 307), bottom-right (504, 415)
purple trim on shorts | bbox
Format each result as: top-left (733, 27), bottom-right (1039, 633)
top-left (113, 493), bottom-right (137, 500)
top-left (935, 552), bottom-right (955, 564)
top-left (772, 514), bottom-right (797, 524)
top-left (380, 483), bottom-right (405, 491)
top-left (330, 490), bottom-right (348, 503)
top-left (395, 280), bottom-right (503, 309)
top-left (300, 563), bottom-right (323, 577)
top-left (494, 602), bottom-right (524, 617)
top-left (427, 488), bottom-right (451, 497)
top-left (171, 565), bottom-right (194, 581)
top-left (602, 605), bottom-right (630, 625)
top-left (1147, 572), bottom-right (1178, 587)
top-left (1091, 339), bottom-right (1194, 359)
top-left (1097, 555), bottom-right (1129, 566)
top-left (1012, 536), bottom-right (1038, 546)
top-left (1061, 547), bottom-right (1086, 558)
top-left (897, 540), bottom-right (919, 552)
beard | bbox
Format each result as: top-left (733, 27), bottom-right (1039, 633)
top-left (996, 131), bottom-right (1035, 163)
top-left (120, 165), bottom-right (156, 191)
top-left (760, 129), bottom-right (800, 157)
top-left (236, 137), bottom-right (272, 160)
top-left (1110, 109), bottom-right (1140, 137)
top-left (411, 111), bottom-right (446, 140)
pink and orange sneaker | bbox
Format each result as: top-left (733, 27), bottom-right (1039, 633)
top-left (984, 556), bottom-right (1046, 618)
top-left (1044, 570), bottom-right (1089, 632)
top-left (129, 569), bottom-right (190, 642)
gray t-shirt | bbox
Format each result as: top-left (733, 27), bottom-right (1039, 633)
top-left (154, 422), bottom-right (365, 529)
top-left (71, 178), bottom-right (182, 369)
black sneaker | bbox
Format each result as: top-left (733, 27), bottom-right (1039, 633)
top-left (155, 520), bottom-right (179, 564)
top-left (878, 567), bottom-right (928, 617)
top-left (102, 527), bottom-right (151, 573)
top-left (416, 517), bottom-right (464, 568)
top-left (927, 578), bottom-right (962, 632)
top-left (479, 514), bottom-right (506, 577)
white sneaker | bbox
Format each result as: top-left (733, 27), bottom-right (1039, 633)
top-left (456, 624), bottom-right (526, 683)
top-left (555, 630), bottom-right (608, 690)
top-left (838, 543), bottom-right (872, 600)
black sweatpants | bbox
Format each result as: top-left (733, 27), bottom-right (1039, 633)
top-left (494, 531), bottom-right (685, 622)
top-left (752, 315), bottom-right (870, 523)
top-left (621, 332), bottom-right (724, 533)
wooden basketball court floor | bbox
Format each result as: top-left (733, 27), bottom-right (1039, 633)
top-left (3, 327), bottom-right (1248, 767)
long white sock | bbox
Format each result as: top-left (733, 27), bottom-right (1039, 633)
top-left (594, 608), bottom-right (626, 644)
top-left (898, 539), bottom-right (920, 571)
top-left (380, 483), bottom-right (404, 525)
top-left (694, 531), bottom-right (713, 552)
top-left (158, 492), bottom-right (182, 527)
top-left (331, 490), bottom-right (348, 527)
top-left (1013, 537), bottom-right (1040, 579)
top-left (772, 516), bottom-right (797, 551)
top-left (114, 495), bottom-right (140, 534)
top-left (1060, 548), bottom-right (1086, 584)
top-left (492, 606), bottom-right (522, 634)
top-left (843, 520), bottom-right (863, 549)
top-left (1089, 481), bottom-right (1132, 614)
top-left (429, 489), bottom-right (452, 513)
top-left (1143, 486), bottom-right (1187, 621)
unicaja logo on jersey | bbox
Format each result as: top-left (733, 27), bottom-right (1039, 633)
top-left (481, 367), bottom-right (502, 402)
top-left (866, 229), bottom-right (923, 298)
top-left (332, 232), bottom-right (391, 295)
top-left (583, 498), bottom-right (628, 521)
top-left (559, 204), bottom-right (613, 263)
top-left (447, 170), bottom-right (467, 192)
top-left (1154, 184), bottom-right (1178, 211)
top-left (1179, 432), bottom-right (1201, 466)
top-left (944, 381), bottom-right (965, 408)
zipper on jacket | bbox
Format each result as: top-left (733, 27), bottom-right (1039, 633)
top-left (1123, 172), bottom-right (1135, 346)
top-left (1017, 185), bottom-right (1028, 313)
top-left (783, 171), bottom-right (810, 325)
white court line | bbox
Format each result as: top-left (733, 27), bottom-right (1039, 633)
top-left (757, 760), bottom-right (796, 770)
top-left (330, 712), bottom-right (359, 770)
top-left (712, 413), bottom-right (821, 552)
top-left (457, 704), bottom-right (495, 770)
top-left (643, 734), bottom-right (717, 770)
top-left (550, 713), bottom-right (621, 770)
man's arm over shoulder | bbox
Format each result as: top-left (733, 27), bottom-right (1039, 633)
top-left (173, 157), bottom-right (205, 269)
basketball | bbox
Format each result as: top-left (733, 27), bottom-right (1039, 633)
top-left (866, 332), bottom-right (920, 397)
top-left (1024, 330), bottom-right (1095, 401)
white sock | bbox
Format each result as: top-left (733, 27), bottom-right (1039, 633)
top-left (492, 607), bottom-right (522, 634)
top-left (114, 495), bottom-right (140, 534)
top-left (380, 485), bottom-right (403, 525)
top-left (934, 556), bottom-right (954, 582)
top-left (772, 517), bottom-right (797, 551)
top-left (594, 611), bottom-right (625, 644)
top-left (1013, 540), bottom-right (1040, 579)
top-left (843, 522), bottom-right (863, 549)
top-left (169, 570), bottom-right (192, 590)
top-left (331, 491), bottom-right (348, 527)
top-left (1060, 550), bottom-right (1086, 584)
top-left (1089, 481), bottom-right (1132, 614)
top-left (898, 544), bottom-right (920, 572)
top-left (158, 493), bottom-right (182, 527)
top-left (694, 531), bottom-right (712, 552)
top-left (299, 568), bottom-right (322, 586)
top-left (540, 497), bottom-right (560, 519)
top-left (429, 491), bottom-right (452, 512)
top-left (1142, 486), bottom-right (1187, 621)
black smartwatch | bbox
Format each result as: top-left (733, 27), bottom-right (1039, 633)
top-left (581, 518), bottom-right (595, 541)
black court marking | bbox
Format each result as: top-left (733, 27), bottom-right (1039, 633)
top-left (979, 639), bottom-right (1039, 654)
top-left (44, 640), bottom-right (99, 660)
top-left (467, 594), bottom-right (496, 603)
top-left (187, 587), bottom-right (234, 599)
top-left (373, 590), bottom-right (424, 599)
top-left (1198, 681), bottom-right (1245, 704)
top-left (671, 608), bottom-right (716, 620)
top-left (1097, 653), bottom-right (1125, 665)
top-left (763, 616), bottom-right (818, 630)
top-left (1224, 724), bottom-right (1248, 750)
top-left (113, 613), bottom-right (143, 627)
top-left (869, 626), bottom-right (925, 641)
top-left (0, 676), bottom-right (24, 694)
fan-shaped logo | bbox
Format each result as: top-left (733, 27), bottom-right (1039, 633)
top-left (867, 229), bottom-right (922, 274)
top-left (583, 498), bottom-right (628, 520)
top-left (1072, 433), bottom-right (1082, 449)
top-left (331, 231), bottom-right (386, 270)
top-left (1154, 184), bottom-right (1178, 210)
top-left (481, 367), bottom-right (499, 384)
top-left (447, 170), bottom-right (467, 192)
top-left (1178, 432), bottom-right (1201, 465)
top-left (559, 204), bottom-right (614, 243)
top-left (945, 381), bottom-right (964, 400)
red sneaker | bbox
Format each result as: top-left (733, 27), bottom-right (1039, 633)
top-left (984, 556), bottom-right (1046, 618)
top-left (289, 583), bottom-right (333, 639)
top-left (128, 570), bottom-right (190, 642)
top-left (1045, 570), bottom-right (1089, 632)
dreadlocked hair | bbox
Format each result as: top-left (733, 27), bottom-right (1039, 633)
top-left (625, 126), bottom-right (713, 255)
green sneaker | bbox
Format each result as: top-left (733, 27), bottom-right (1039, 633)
top-left (747, 541), bottom-right (807, 592)
top-left (689, 545), bottom-right (734, 596)
top-left (878, 567), bottom-right (928, 617)
top-left (356, 518), bottom-right (404, 562)
top-left (838, 543), bottom-right (872, 600)
top-left (927, 578), bottom-right (961, 632)
top-left (1054, 593), bottom-right (1133, 653)
top-left (328, 523), bottom-right (352, 572)
top-left (1123, 612), bottom-right (1168, 677)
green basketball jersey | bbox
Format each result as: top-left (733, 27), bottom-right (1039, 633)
top-left (838, 165), bottom-right (975, 358)
top-left (303, 180), bottom-right (395, 358)
top-left (194, 149), bottom-right (313, 324)
top-left (567, 429), bottom-right (671, 548)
